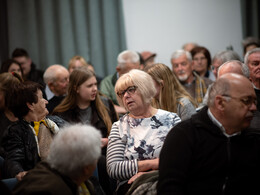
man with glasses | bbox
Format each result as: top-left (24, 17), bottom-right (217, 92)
top-left (158, 73), bottom-right (260, 195)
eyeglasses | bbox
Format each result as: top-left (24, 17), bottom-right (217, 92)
top-left (211, 65), bottom-right (219, 71)
top-left (222, 94), bottom-right (257, 107)
top-left (117, 86), bottom-right (137, 98)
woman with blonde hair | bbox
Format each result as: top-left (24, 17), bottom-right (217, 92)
top-left (53, 66), bottom-right (117, 194)
top-left (67, 55), bottom-right (89, 74)
top-left (144, 63), bottom-right (197, 120)
top-left (107, 69), bottom-right (181, 194)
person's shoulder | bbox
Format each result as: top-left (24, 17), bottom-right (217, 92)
top-left (156, 109), bottom-right (181, 122)
top-left (202, 76), bottom-right (213, 86)
top-left (13, 162), bottom-right (77, 195)
top-left (100, 74), bottom-right (114, 83)
top-left (178, 96), bottom-right (193, 105)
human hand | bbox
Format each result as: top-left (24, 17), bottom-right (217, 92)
top-left (128, 172), bottom-right (146, 184)
top-left (15, 171), bottom-right (28, 181)
top-left (101, 138), bottom-right (108, 148)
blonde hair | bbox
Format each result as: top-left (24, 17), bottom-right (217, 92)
top-left (115, 69), bottom-right (156, 108)
top-left (144, 63), bottom-right (197, 112)
top-left (68, 55), bottom-right (89, 71)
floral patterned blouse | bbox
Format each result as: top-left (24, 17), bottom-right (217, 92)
top-left (106, 109), bottom-right (181, 182)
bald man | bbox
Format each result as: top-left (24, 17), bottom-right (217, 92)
top-left (43, 65), bottom-right (69, 113)
top-left (158, 73), bottom-right (259, 195)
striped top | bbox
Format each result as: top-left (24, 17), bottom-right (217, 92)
top-left (106, 109), bottom-right (181, 181)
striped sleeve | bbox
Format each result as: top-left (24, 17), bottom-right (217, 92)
top-left (106, 123), bottom-right (138, 181)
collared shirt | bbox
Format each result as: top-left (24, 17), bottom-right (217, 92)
top-left (207, 108), bottom-right (240, 138)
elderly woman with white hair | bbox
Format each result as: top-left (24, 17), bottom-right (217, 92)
top-left (13, 124), bottom-right (102, 195)
top-left (106, 69), bottom-right (181, 194)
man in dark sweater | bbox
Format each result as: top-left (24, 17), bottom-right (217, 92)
top-left (158, 73), bottom-right (260, 195)
top-left (13, 124), bottom-right (103, 195)
top-left (43, 64), bottom-right (69, 114)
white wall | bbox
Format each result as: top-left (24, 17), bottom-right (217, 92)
top-left (122, 0), bottom-right (243, 67)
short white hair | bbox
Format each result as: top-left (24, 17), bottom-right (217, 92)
top-left (171, 49), bottom-right (192, 62)
top-left (43, 64), bottom-right (68, 84)
top-left (244, 47), bottom-right (260, 66)
top-left (47, 124), bottom-right (101, 179)
top-left (117, 50), bottom-right (140, 65)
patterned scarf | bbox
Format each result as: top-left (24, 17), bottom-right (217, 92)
top-left (194, 72), bottom-right (208, 105)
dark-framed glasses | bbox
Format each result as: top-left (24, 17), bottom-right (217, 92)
top-left (222, 94), bottom-right (257, 107)
top-left (117, 86), bottom-right (137, 98)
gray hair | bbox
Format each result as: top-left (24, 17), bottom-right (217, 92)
top-left (218, 60), bottom-right (250, 78)
top-left (115, 69), bottom-right (156, 108)
top-left (171, 49), bottom-right (192, 62)
top-left (207, 77), bottom-right (231, 107)
top-left (47, 124), bottom-right (101, 180)
top-left (43, 64), bottom-right (68, 84)
top-left (244, 47), bottom-right (260, 65)
top-left (117, 50), bottom-right (140, 65)
top-left (213, 50), bottom-right (241, 64)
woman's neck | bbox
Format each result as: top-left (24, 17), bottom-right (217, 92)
top-left (129, 106), bottom-right (158, 119)
top-left (77, 100), bottom-right (91, 110)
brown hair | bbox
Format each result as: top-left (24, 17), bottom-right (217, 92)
top-left (53, 66), bottom-right (113, 135)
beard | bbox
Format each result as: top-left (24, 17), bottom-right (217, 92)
top-left (177, 74), bottom-right (189, 82)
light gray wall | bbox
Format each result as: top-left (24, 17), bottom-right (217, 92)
top-left (122, 0), bottom-right (243, 67)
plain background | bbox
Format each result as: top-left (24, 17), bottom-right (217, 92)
top-left (123, 0), bottom-right (243, 67)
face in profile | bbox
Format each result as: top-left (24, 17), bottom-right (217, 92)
top-left (76, 76), bottom-right (98, 103)
top-left (247, 52), bottom-right (260, 81)
top-left (31, 89), bottom-right (49, 121)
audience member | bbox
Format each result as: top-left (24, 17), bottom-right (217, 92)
top-left (201, 60), bottom-right (249, 109)
top-left (100, 50), bottom-right (141, 114)
top-left (68, 55), bottom-right (89, 74)
top-left (144, 63), bottom-right (196, 120)
top-left (218, 60), bottom-right (249, 78)
top-left (140, 51), bottom-right (156, 67)
top-left (13, 124), bottom-right (103, 195)
top-left (171, 49), bottom-right (212, 106)
top-left (53, 66), bottom-right (118, 194)
top-left (106, 69), bottom-right (181, 194)
top-left (12, 48), bottom-right (45, 89)
top-left (244, 48), bottom-right (260, 111)
top-left (182, 42), bottom-right (198, 52)
top-left (0, 59), bottom-right (23, 77)
top-left (43, 64), bottom-right (69, 113)
top-left (211, 50), bottom-right (241, 79)
top-left (242, 37), bottom-right (260, 56)
top-left (68, 56), bottom-right (103, 88)
top-left (0, 73), bottom-right (22, 157)
top-left (158, 73), bottom-right (259, 195)
top-left (190, 46), bottom-right (215, 80)
top-left (2, 81), bottom-right (50, 179)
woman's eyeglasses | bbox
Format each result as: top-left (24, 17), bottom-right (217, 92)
top-left (117, 86), bottom-right (137, 98)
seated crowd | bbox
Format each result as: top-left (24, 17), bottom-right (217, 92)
top-left (0, 42), bottom-right (260, 195)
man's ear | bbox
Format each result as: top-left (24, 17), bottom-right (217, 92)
top-left (26, 102), bottom-right (34, 111)
top-left (48, 82), bottom-right (55, 92)
top-left (215, 95), bottom-right (226, 111)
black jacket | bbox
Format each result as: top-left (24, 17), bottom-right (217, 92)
top-left (158, 106), bottom-right (260, 195)
top-left (2, 120), bottom-right (40, 178)
top-left (55, 96), bottom-right (118, 138)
